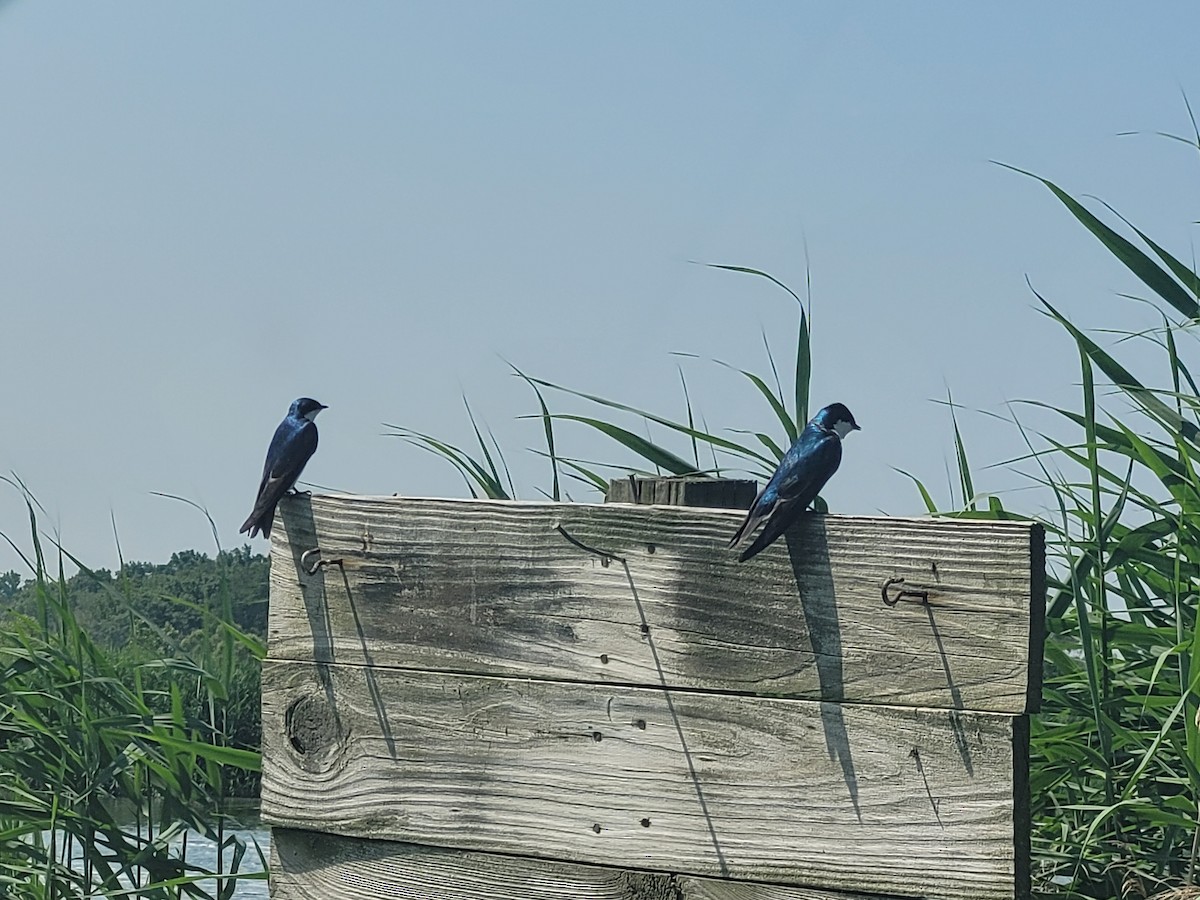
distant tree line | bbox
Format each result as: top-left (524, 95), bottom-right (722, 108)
top-left (0, 546), bottom-right (268, 647)
top-left (0, 546), bottom-right (269, 797)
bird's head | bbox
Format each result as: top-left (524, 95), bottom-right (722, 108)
top-left (814, 402), bottom-right (860, 439)
top-left (291, 397), bottom-right (328, 422)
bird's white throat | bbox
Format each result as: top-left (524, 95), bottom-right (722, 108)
top-left (304, 408), bottom-right (323, 422)
top-left (832, 420), bottom-right (856, 439)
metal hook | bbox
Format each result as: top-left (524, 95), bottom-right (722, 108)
top-left (882, 576), bottom-right (929, 607)
top-left (300, 547), bottom-right (343, 576)
top-left (300, 548), bottom-right (322, 575)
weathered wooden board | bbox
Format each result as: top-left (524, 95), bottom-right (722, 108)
top-left (269, 828), bottom-right (900, 899)
top-left (269, 494), bottom-right (1044, 712)
top-left (261, 661), bottom-right (1029, 900)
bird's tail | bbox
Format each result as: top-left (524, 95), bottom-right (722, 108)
top-left (239, 505), bottom-right (275, 540)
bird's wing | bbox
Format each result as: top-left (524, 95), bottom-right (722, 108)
top-left (241, 421), bottom-right (319, 537)
top-left (772, 429), bottom-right (842, 508)
top-left (266, 420), bottom-right (318, 480)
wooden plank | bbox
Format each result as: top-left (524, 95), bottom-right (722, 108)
top-left (269, 828), bottom-right (901, 899)
top-left (605, 476), bottom-right (758, 509)
top-left (269, 494), bottom-right (1044, 713)
top-left (261, 661), bottom-right (1028, 900)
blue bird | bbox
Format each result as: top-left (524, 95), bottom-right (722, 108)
top-left (240, 397), bottom-right (327, 539)
top-left (728, 402), bottom-right (860, 562)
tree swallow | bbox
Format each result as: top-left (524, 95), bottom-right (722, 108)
top-left (239, 397), bottom-right (327, 540)
top-left (728, 402), bottom-right (860, 563)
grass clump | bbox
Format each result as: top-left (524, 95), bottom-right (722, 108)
top-left (906, 151), bottom-right (1200, 895)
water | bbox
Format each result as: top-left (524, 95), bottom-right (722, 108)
top-left (48, 825), bottom-right (271, 898)
top-left (170, 827), bottom-right (271, 899)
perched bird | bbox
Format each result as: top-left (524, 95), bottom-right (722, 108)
top-left (728, 402), bottom-right (860, 563)
top-left (240, 397), bottom-right (327, 539)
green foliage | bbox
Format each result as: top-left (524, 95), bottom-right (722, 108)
top-left (0, 541), bottom-right (269, 802)
top-left (0, 487), bottom-right (266, 898)
top-left (1, 547), bottom-right (268, 651)
top-left (0, 569), bottom-right (21, 599)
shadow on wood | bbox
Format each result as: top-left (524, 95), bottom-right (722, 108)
top-left (783, 523), bottom-right (860, 822)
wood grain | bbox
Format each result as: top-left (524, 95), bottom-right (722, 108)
top-left (261, 661), bottom-right (1028, 900)
top-left (269, 494), bottom-right (1044, 713)
top-left (269, 828), bottom-right (902, 900)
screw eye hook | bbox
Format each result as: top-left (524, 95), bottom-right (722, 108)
top-left (300, 547), bottom-right (344, 576)
top-left (882, 576), bottom-right (929, 607)
top-left (300, 548), bottom-right (322, 575)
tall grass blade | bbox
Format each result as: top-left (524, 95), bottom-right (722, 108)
top-left (946, 390), bottom-right (976, 511)
top-left (527, 377), bottom-right (775, 467)
top-left (679, 366), bottom-right (699, 470)
top-left (710, 357), bottom-right (796, 443)
top-left (1002, 164), bottom-right (1200, 320)
top-left (512, 366), bottom-right (562, 501)
top-left (547, 415), bottom-right (704, 476)
top-left (795, 300), bottom-right (811, 429)
top-left (1036, 290), bottom-right (1200, 442)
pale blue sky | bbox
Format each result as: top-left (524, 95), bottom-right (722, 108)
top-left (1, 2), bottom-right (1197, 570)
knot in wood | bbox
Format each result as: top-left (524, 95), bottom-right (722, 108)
top-left (285, 694), bottom-right (342, 765)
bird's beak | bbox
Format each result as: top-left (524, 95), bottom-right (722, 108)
top-left (854, 424), bottom-right (862, 431)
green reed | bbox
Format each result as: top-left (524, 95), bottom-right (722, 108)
top-left (0, 481), bottom-right (265, 899)
top-left (903, 158), bottom-right (1200, 895)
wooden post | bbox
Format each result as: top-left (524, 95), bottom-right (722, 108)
top-left (605, 475), bottom-right (757, 510)
top-left (262, 487), bottom-right (1044, 900)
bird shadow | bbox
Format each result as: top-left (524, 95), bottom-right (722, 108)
top-left (281, 494), bottom-right (341, 730)
top-left (785, 520), bottom-right (861, 824)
